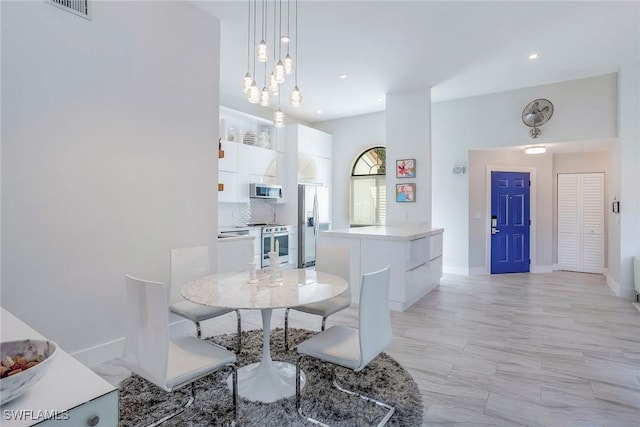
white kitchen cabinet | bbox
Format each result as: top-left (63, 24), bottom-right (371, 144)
top-left (288, 226), bottom-right (298, 266)
top-left (315, 156), bottom-right (332, 188)
top-left (218, 171), bottom-right (248, 203)
top-left (217, 236), bottom-right (253, 274)
top-left (238, 144), bottom-right (277, 179)
top-left (319, 226), bottom-right (444, 311)
top-left (249, 228), bottom-right (262, 266)
top-left (219, 140), bottom-right (239, 172)
top-left (296, 125), bottom-right (332, 160)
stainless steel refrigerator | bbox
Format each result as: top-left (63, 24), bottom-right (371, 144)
top-left (298, 184), bottom-right (330, 268)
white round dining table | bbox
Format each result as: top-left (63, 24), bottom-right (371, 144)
top-left (181, 268), bottom-right (348, 403)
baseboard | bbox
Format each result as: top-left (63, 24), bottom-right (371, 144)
top-left (71, 337), bottom-right (125, 368)
top-left (443, 266), bottom-right (469, 275)
top-left (531, 264), bottom-right (554, 273)
top-left (606, 275), bottom-right (636, 299)
top-left (552, 263), bottom-right (559, 271)
top-left (71, 319), bottom-right (195, 368)
top-left (390, 281), bottom-right (439, 312)
top-left (469, 267), bottom-right (488, 275)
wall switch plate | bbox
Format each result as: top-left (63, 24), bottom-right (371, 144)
top-left (474, 211), bottom-right (482, 219)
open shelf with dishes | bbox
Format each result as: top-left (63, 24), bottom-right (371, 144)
top-left (220, 106), bottom-right (275, 151)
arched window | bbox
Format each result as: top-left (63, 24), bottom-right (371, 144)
top-left (350, 147), bottom-right (386, 226)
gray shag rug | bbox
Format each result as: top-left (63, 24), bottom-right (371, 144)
top-left (119, 328), bottom-right (423, 426)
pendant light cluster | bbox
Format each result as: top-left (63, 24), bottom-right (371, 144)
top-left (242, 0), bottom-right (301, 127)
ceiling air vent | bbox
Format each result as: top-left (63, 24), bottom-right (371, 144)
top-left (48, 0), bottom-right (92, 20)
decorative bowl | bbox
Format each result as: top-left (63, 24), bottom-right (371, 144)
top-left (0, 339), bottom-right (58, 405)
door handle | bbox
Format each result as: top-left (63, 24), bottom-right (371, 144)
top-left (491, 227), bottom-right (500, 235)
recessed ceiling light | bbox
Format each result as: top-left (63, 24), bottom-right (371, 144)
top-left (525, 146), bottom-right (546, 155)
top-left (377, 98), bottom-right (383, 102)
top-left (339, 74), bottom-right (348, 79)
top-left (317, 109), bottom-right (323, 114)
top-left (281, 35), bottom-right (290, 43)
top-left (528, 53), bottom-right (539, 60)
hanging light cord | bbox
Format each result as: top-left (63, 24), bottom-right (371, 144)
top-left (294, 0), bottom-right (298, 85)
top-left (252, 0), bottom-right (257, 77)
top-left (278, 0), bottom-right (282, 60)
top-left (246, 0), bottom-right (251, 72)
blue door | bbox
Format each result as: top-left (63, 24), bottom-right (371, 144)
top-left (491, 171), bottom-right (530, 274)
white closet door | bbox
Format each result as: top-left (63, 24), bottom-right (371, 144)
top-left (557, 173), bottom-right (604, 273)
top-left (581, 174), bottom-right (604, 273)
top-left (558, 174), bottom-right (580, 271)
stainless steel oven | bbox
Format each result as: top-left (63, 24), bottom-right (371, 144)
top-left (261, 225), bottom-right (289, 268)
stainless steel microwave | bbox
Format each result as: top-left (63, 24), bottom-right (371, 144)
top-left (249, 183), bottom-right (282, 199)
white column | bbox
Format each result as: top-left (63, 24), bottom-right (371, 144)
top-left (385, 87), bottom-right (432, 226)
top-left (612, 62), bottom-right (640, 297)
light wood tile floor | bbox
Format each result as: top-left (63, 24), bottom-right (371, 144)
top-left (97, 271), bottom-right (640, 426)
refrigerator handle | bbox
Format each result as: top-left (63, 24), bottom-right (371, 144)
top-left (313, 193), bottom-right (319, 237)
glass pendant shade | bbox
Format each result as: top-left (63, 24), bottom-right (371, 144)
top-left (289, 85), bottom-right (302, 107)
top-left (269, 73), bottom-right (279, 94)
top-left (274, 60), bottom-right (285, 83)
top-left (257, 41), bottom-right (268, 62)
top-left (259, 87), bottom-right (270, 107)
top-left (248, 81), bottom-right (260, 104)
top-left (273, 108), bottom-right (285, 127)
top-left (242, 73), bottom-right (253, 93)
top-left (284, 54), bottom-right (293, 75)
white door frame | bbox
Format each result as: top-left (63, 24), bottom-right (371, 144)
top-left (485, 165), bottom-right (537, 274)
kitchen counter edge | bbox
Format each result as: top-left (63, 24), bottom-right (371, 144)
top-left (321, 226), bottom-right (444, 241)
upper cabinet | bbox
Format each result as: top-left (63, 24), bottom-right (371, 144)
top-left (287, 124), bottom-right (333, 186)
top-left (296, 125), bottom-right (332, 160)
top-left (218, 108), bottom-right (280, 203)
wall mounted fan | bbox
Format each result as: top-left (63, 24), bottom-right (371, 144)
top-left (522, 98), bottom-right (554, 138)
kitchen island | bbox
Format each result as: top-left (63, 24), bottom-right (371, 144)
top-left (319, 225), bottom-right (443, 311)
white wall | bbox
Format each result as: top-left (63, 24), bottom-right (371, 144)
top-left (1, 1), bottom-right (220, 360)
top-left (432, 74), bottom-right (618, 274)
top-left (313, 112), bottom-right (385, 230)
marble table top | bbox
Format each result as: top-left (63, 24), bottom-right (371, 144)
top-left (181, 269), bottom-right (348, 310)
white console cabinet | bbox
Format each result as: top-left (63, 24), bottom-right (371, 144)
top-left (0, 308), bottom-right (118, 427)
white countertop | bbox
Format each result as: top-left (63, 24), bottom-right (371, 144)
top-left (219, 224), bottom-right (296, 233)
top-left (217, 234), bottom-right (254, 243)
top-left (322, 225), bottom-right (444, 241)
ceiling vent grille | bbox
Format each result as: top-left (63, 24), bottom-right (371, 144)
top-left (48, 0), bottom-right (91, 20)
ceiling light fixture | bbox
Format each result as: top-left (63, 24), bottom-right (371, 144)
top-left (339, 74), bottom-right (348, 79)
top-left (316, 110), bottom-right (323, 114)
top-left (525, 146), bottom-right (546, 155)
top-left (528, 53), bottom-right (539, 60)
top-left (241, 0), bottom-right (303, 126)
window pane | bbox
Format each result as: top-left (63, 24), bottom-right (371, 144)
top-left (351, 176), bottom-right (386, 225)
top-left (352, 147), bottom-right (385, 175)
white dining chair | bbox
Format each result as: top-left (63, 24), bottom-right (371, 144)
top-left (295, 266), bottom-right (394, 426)
top-left (121, 275), bottom-right (238, 426)
top-left (170, 246), bottom-right (242, 352)
top-left (284, 245), bottom-right (351, 350)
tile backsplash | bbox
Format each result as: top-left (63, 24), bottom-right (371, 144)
top-left (218, 200), bottom-right (277, 226)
